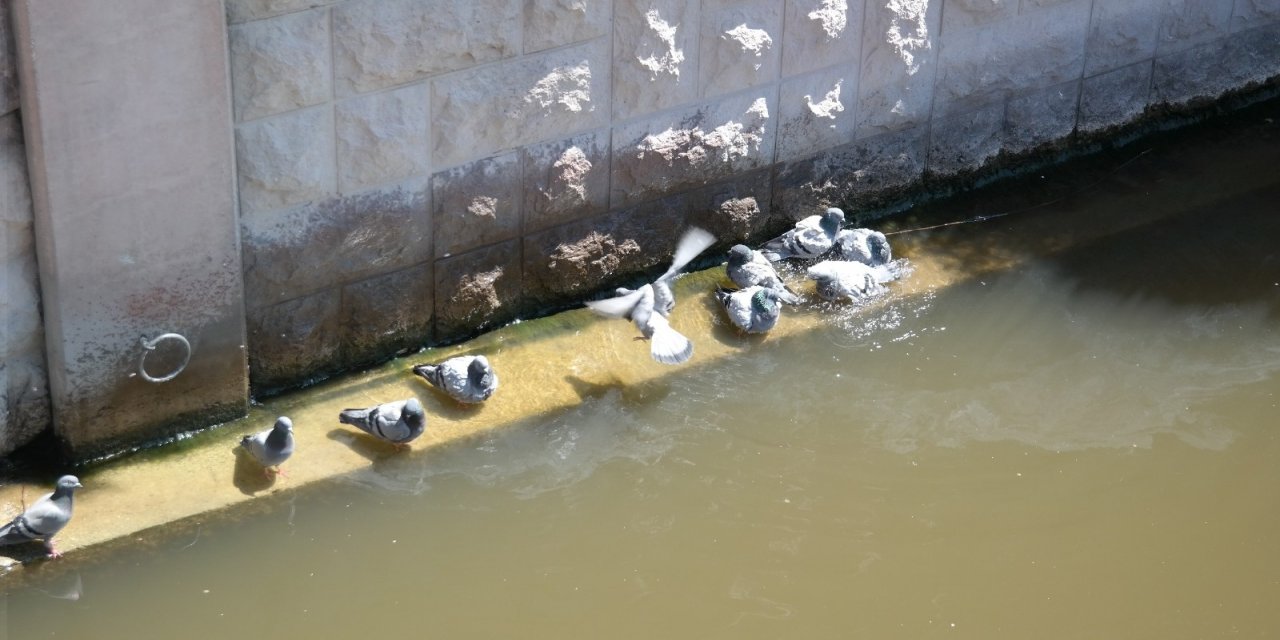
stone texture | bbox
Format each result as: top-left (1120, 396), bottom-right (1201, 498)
top-left (612, 92), bottom-right (775, 208)
top-left (522, 130), bottom-right (610, 232)
top-left (247, 289), bottom-right (343, 393)
top-left (524, 0), bottom-right (611, 53)
top-left (235, 105), bottom-right (336, 215)
top-left (928, 102), bottom-right (1004, 176)
top-left (333, 0), bottom-right (520, 96)
top-left (336, 83), bottom-right (429, 192)
top-left (782, 0), bottom-right (861, 75)
top-left (699, 0), bottom-right (783, 99)
top-left (1080, 62), bottom-right (1154, 132)
top-left (433, 153), bottom-right (521, 257)
top-left (242, 179), bottom-right (430, 306)
top-left (1226, 22), bottom-right (1280, 84)
top-left (1232, 0), bottom-right (1280, 31)
top-left (942, 0), bottom-right (1018, 31)
top-left (777, 67), bottom-right (857, 162)
top-left (341, 264), bottom-right (434, 366)
top-left (229, 9), bottom-right (331, 122)
top-left (680, 169), bottom-right (774, 244)
top-left (435, 240), bottom-right (524, 342)
top-left (432, 38), bottom-right (608, 168)
top-left (226, 0), bottom-right (337, 24)
top-left (1, 359), bottom-right (51, 455)
top-left (1, 1), bottom-right (17, 116)
top-left (1157, 0), bottom-right (1234, 55)
top-left (613, 0), bottom-right (699, 120)
top-left (1005, 80), bottom-right (1080, 152)
top-left (933, 0), bottom-right (1090, 116)
top-left (1152, 37), bottom-right (1236, 105)
top-left (857, 0), bottom-right (941, 136)
top-left (1085, 0), bottom-right (1163, 77)
top-left (773, 125), bottom-right (928, 219)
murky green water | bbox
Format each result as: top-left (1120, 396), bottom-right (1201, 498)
top-left (4, 104), bottom-right (1280, 638)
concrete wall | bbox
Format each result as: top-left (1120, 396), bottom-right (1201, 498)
top-left (12, 0), bottom-right (248, 458)
top-left (229, 0), bottom-right (1280, 393)
top-left (0, 0), bottom-right (48, 456)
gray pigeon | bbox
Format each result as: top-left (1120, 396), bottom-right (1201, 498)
top-left (0, 475), bottom-right (82, 558)
top-left (833, 227), bottom-right (892, 266)
top-left (339, 398), bottom-right (426, 446)
top-left (760, 207), bottom-right (844, 261)
top-left (239, 416), bottom-right (294, 477)
top-left (716, 285), bottom-right (800, 334)
top-left (726, 244), bottom-right (793, 293)
top-left (806, 260), bottom-right (895, 302)
top-left (587, 227), bottom-right (716, 365)
top-left (412, 355), bottom-right (498, 404)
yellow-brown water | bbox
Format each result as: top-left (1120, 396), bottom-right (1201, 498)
top-left (2, 103), bottom-right (1279, 637)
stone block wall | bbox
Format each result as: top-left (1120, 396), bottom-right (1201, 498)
top-left (0, 0), bottom-right (49, 456)
top-left (228, 0), bottom-right (1279, 393)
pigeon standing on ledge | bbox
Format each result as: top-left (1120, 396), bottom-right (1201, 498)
top-left (339, 398), bottom-right (426, 446)
top-left (240, 416), bottom-right (295, 477)
top-left (760, 207), bottom-right (844, 261)
top-left (413, 355), bottom-right (499, 404)
top-left (587, 227), bottom-right (716, 365)
top-left (0, 475), bottom-right (82, 559)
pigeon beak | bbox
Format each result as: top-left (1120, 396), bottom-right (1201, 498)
top-left (74, 481), bottom-right (84, 488)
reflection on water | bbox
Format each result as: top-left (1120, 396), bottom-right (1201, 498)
top-left (3, 105), bottom-right (1280, 638)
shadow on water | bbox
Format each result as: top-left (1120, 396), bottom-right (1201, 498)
top-left (230, 447), bottom-right (276, 496)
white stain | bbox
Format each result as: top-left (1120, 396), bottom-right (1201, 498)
top-left (637, 10), bottom-right (685, 80)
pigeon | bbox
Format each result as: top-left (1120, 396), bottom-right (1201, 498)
top-left (760, 207), bottom-right (845, 261)
top-left (412, 355), bottom-right (498, 404)
top-left (806, 260), bottom-right (895, 302)
top-left (587, 227), bottom-right (716, 365)
top-left (0, 475), bottom-right (82, 558)
top-left (725, 244), bottom-right (794, 293)
top-left (716, 285), bottom-right (800, 334)
top-left (833, 227), bottom-right (893, 266)
top-left (338, 398), bottom-right (426, 446)
top-left (239, 416), bottom-right (295, 477)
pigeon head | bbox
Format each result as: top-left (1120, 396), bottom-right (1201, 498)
top-left (467, 356), bottom-right (493, 387)
top-left (402, 398), bottom-right (426, 427)
top-left (869, 232), bottom-right (892, 264)
top-left (727, 244), bottom-right (752, 267)
top-left (54, 475), bottom-right (83, 496)
top-left (267, 416), bottom-right (293, 448)
top-left (820, 208), bottom-right (844, 235)
top-left (751, 288), bottom-right (777, 314)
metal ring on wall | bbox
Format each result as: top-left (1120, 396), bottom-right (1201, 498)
top-left (138, 333), bottom-right (192, 383)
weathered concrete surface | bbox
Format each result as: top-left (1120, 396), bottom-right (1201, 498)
top-left (0, 1), bottom-right (17, 116)
top-left (11, 0), bottom-right (247, 458)
top-left (0, 112), bottom-right (48, 456)
top-left (217, 0), bottom-right (1280, 405)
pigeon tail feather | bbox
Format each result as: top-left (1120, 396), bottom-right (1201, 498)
top-left (648, 316), bottom-right (694, 365)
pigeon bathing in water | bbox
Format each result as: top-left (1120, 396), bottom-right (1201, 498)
top-left (716, 285), bottom-right (800, 334)
top-left (725, 244), bottom-right (794, 293)
top-left (339, 398), bottom-right (426, 446)
top-left (239, 416), bottom-right (294, 477)
top-left (0, 475), bottom-right (82, 559)
top-left (760, 207), bottom-right (844, 261)
top-left (586, 227), bottom-right (716, 365)
top-left (833, 228), bottom-right (893, 266)
top-left (412, 355), bottom-right (498, 404)
top-left (806, 260), bottom-right (895, 302)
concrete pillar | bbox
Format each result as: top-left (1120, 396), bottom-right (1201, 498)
top-left (11, 0), bottom-right (247, 459)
